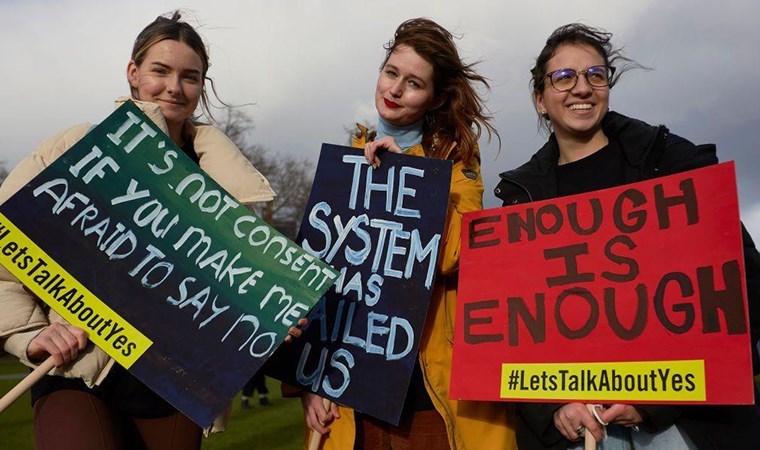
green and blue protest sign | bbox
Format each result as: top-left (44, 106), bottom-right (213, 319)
top-left (0, 101), bottom-right (337, 427)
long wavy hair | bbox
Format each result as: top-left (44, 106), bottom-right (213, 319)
top-left (383, 18), bottom-right (498, 162)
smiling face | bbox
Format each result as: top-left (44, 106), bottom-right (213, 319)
top-left (536, 43), bottom-right (610, 144)
top-left (127, 39), bottom-right (204, 141)
top-left (375, 44), bottom-right (440, 126)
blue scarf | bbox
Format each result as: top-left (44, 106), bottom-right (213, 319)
top-left (375, 116), bottom-right (424, 151)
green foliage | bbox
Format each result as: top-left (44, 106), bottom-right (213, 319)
top-left (0, 358), bottom-right (304, 450)
top-left (0, 359), bottom-right (34, 450)
top-left (203, 385), bottom-right (304, 450)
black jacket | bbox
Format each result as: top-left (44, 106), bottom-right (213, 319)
top-left (495, 111), bottom-right (760, 450)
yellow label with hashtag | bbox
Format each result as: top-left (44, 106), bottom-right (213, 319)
top-left (0, 213), bottom-right (152, 368)
top-left (500, 360), bottom-right (706, 401)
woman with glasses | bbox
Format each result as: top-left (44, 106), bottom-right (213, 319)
top-left (494, 23), bottom-right (760, 450)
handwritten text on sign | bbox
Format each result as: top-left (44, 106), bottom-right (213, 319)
top-left (0, 101), bottom-right (337, 426)
top-left (267, 144), bottom-right (451, 425)
top-left (450, 162), bottom-right (752, 404)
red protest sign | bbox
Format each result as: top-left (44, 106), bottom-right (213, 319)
top-left (451, 162), bottom-right (753, 405)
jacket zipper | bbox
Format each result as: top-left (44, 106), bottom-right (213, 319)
top-left (642, 126), bottom-right (668, 180)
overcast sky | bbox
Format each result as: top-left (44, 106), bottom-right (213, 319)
top-left (2, 0), bottom-right (759, 238)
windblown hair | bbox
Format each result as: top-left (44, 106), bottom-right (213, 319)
top-left (130, 10), bottom-right (224, 120)
top-left (530, 23), bottom-right (644, 134)
top-left (383, 18), bottom-right (498, 162)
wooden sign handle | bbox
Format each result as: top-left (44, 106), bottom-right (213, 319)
top-left (584, 429), bottom-right (596, 450)
top-left (307, 398), bottom-right (334, 450)
top-left (0, 356), bottom-right (55, 414)
top-left (584, 403), bottom-right (598, 450)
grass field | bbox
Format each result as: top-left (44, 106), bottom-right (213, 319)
top-left (0, 358), bottom-right (305, 450)
top-left (3, 358), bottom-right (760, 449)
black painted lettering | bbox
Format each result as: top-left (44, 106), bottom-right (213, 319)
top-left (602, 235), bottom-right (639, 283)
top-left (506, 209), bottom-right (536, 243)
top-left (567, 199), bottom-right (603, 235)
top-left (654, 272), bottom-right (694, 334)
top-left (536, 204), bottom-right (563, 235)
top-left (604, 285), bottom-right (647, 340)
top-left (544, 243), bottom-right (594, 287)
top-left (554, 287), bottom-right (599, 339)
top-left (555, 287), bottom-right (598, 340)
top-left (508, 295), bottom-right (545, 346)
top-left (464, 300), bottom-right (503, 344)
top-left (654, 178), bottom-right (699, 230)
top-left (469, 215), bottom-right (501, 249)
top-left (613, 189), bottom-right (647, 233)
top-left (698, 260), bottom-right (747, 334)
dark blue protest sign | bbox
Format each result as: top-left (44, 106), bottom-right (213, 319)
top-left (266, 143), bottom-right (452, 425)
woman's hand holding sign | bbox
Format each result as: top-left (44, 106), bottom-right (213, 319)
top-left (301, 391), bottom-right (340, 435)
top-left (553, 403), bottom-right (605, 443)
top-left (555, 402), bottom-right (645, 448)
top-left (284, 317), bottom-right (308, 344)
top-left (599, 404), bottom-right (645, 428)
top-left (364, 136), bottom-right (403, 169)
top-left (27, 322), bottom-right (88, 367)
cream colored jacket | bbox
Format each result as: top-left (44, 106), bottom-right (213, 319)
top-left (0, 98), bottom-right (275, 390)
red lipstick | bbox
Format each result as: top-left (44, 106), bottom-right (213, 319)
top-left (384, 98), bottom-right (401, 109)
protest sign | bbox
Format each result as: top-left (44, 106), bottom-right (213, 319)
top-left (0, 101), bottom-right (337, 427)
top-left (451, 162), bottom-right (754, 405)
top-left (266, 144), bottom-right (451, 425)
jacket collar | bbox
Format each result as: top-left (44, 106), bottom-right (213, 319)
top-left (513, 111), bottom-right (663, 176)
top-left (496, 111), bottom-right (665, 202)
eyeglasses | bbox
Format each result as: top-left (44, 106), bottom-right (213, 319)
top-left (545, 65), bottom-right (615, 92)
